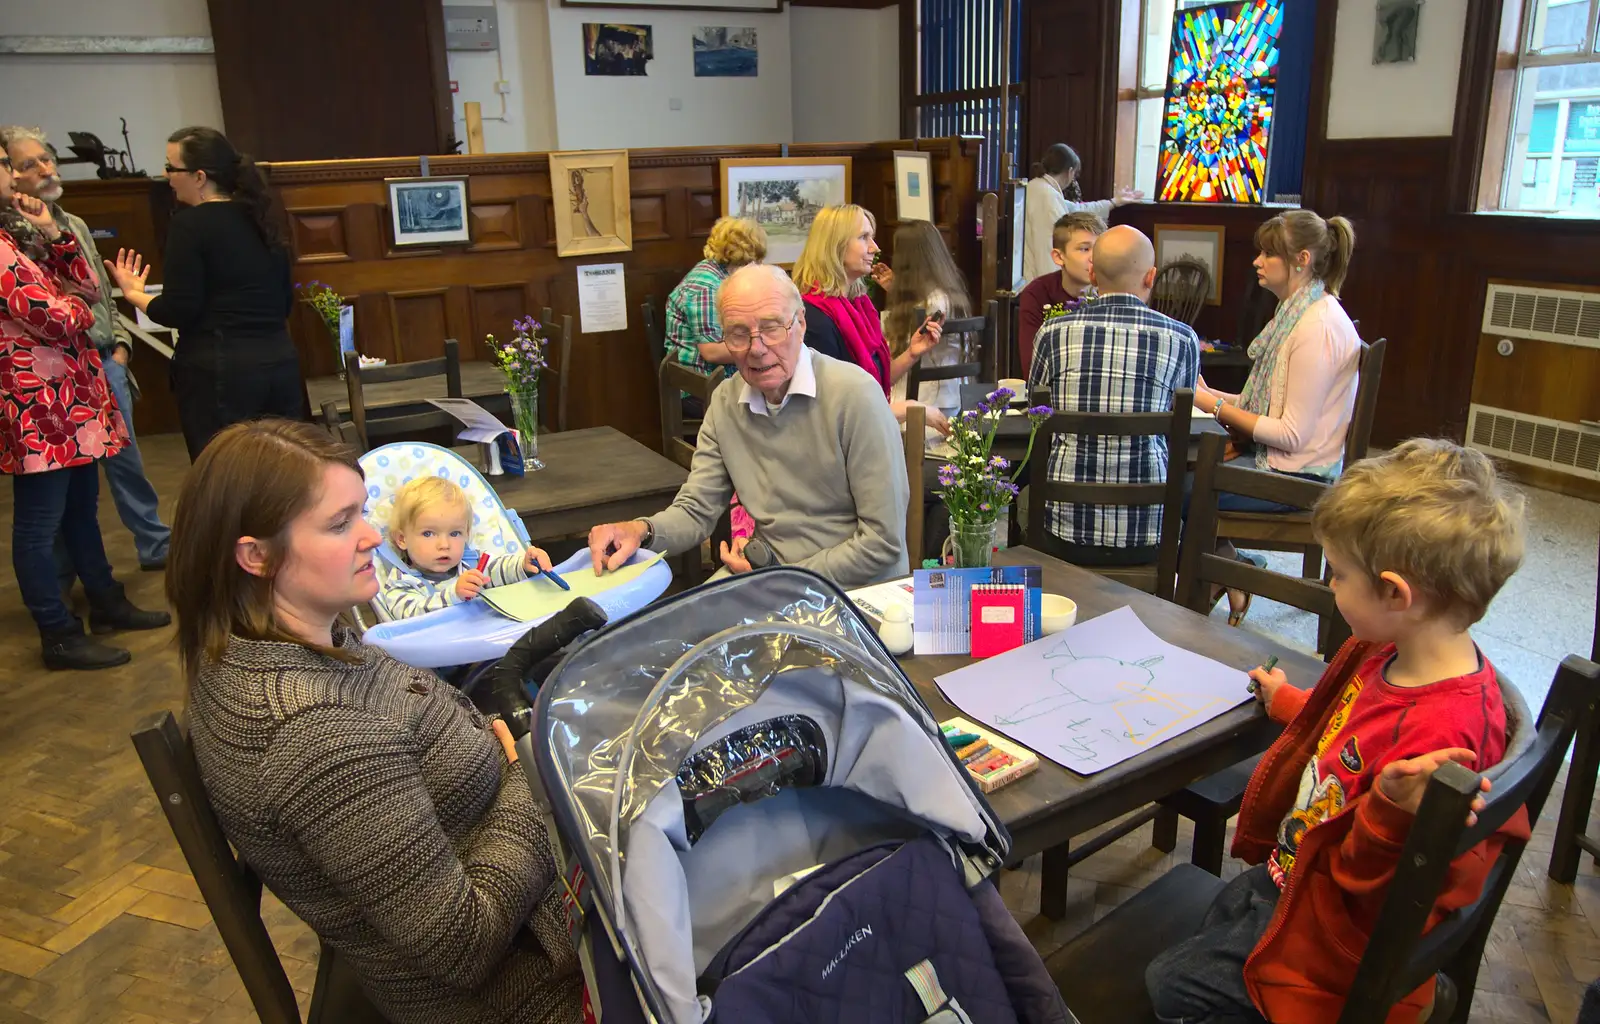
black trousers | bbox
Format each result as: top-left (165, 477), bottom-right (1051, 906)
top-left (173, 336), bottom-right (304, 461)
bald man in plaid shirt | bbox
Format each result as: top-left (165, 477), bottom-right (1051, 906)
top-left (1027, 225), bottom-right (1199, 566)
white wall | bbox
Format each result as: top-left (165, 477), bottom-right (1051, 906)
top-left (1325, 0), bottom-right (1468, 138)
top-left (447, 0), bottom-right (558, 153)
top-left (544, 3), bottom-right (793, 150)
top-left (0, 0), bottom-right (223, 178)
top-left (791, 6), bottom-right (900, 143)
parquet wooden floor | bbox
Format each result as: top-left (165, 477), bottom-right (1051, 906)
top-left (0, 433), bottom-right (1592, 1022)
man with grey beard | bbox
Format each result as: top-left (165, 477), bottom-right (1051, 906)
top-left (1, 125), bottom-right (171, 572)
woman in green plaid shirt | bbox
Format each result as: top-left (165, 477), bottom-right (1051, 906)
top-left (664, 216), bottom-right (767, 416)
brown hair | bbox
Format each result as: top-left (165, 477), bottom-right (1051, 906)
top-left (168, 419), bottom-right (364, 682)
top-left (1254, 209), bottom-right (1356, 295)
top-left (704, 216), bottom-right (768, 267)
top-left (883, 220), bottom-right (972, 355)
top-left (1312, 439), bottom-right (1525, 629)
top-left (1051, 211), bottom-right (1107, 254)
top-left (791, 204), bottom-right (875, 299)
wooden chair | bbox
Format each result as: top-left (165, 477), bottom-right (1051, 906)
top-left (1023, 390), bottom-right (1193, 602)
top-left (1547, 530), bottom-right (1600, 883)
top-left (1216, 337), bottom-right (1388, 581)
top-left (641, 296), bottom-right (666, 368)
top-left (905, 299), bottom-right (998, 405)
top-left (538, 307), bottom-right (574, 434)
top-left (657, 357), bottom-right (726, 472)
top-left (319, 400), bottom-right (364, 453)
top-left (343, 339), bottom-right (462, 452)
top-left (903, 403), bottom-right (927, 566)
top-left (1046, 653), bottom-right (1595, 1024)
top-left (1156, 431), bottom-right (1350, 873)
top-left (131, 711), bottom-right (389, 1024)
top-left (1150, 258), bottom-right (1212, 327)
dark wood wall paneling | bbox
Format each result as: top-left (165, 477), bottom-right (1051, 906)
top-left (266, 137), bottom-right (983, 446)
top-left (1023, 0), bottom-right (1120, 198)
top-left (204, 0), bottom-right (454, 161)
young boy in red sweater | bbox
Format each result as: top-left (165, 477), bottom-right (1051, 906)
top-left (1146, 439), bottom-right (1529, 1024)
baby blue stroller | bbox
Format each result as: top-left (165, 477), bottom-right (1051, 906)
top-left (355, 441), bottom-right (671, 670)
top-left (523, 567), bottom-right (1077, 1024)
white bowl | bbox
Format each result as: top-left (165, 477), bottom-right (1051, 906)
top-left (1041, 594), bottom-right (1077, 635)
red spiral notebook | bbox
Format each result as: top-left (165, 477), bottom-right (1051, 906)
top-left (969, 585), bottom-right (1026, 657)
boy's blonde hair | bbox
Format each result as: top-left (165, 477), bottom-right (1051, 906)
top-left (1311, 439), bottom-right (1525, 628)
top-left (390, 476), bottom-right (471, 536)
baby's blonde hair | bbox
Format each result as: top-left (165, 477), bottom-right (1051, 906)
top-left (390, 476), bottom-right (471, 537)
top-left (1312, 439), bottom-right (1525, 628)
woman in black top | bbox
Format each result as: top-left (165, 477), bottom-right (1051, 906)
top-left (106, 126), bottom-right (300, 460)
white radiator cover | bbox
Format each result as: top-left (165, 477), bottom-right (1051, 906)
top-left (1467, 405), bottom-right (1600, 482)
top-left (1481, 283), bottom-right (1600, 350)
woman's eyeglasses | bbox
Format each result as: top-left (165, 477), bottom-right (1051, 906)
top-left (724, 313), bottom-right (799, 352)
top-left (164, 164), bottom-right (196, 176)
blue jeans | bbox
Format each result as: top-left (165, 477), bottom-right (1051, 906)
top-left (1145, 866), bottom-right (1275, 1023)
top-left (15, 464), bottom-right (117, 635)
top-left (99, 357), bottom-right (171, 565)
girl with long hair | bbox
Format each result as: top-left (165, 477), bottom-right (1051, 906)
top-left (104, 126), bottom-right (301, 460)
top-left (883, 219), bottom-right (971, 419)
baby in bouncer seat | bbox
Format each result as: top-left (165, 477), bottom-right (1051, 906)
top-left (373, 476), bottom-right (552, 621)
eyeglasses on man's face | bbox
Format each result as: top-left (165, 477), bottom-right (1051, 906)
top-left (723, 312), bottom-right (798, 352)
top-left (14, 153), bottom-right (55, 175)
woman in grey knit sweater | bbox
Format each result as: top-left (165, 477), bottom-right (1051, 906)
top-left (167, 418), bottom-right (583, 1024)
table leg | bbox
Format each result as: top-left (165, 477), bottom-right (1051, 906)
top-left (1040, 842), bottom-right (1071, 920)
top-left (1152, 806), bottom-right (1179, 853)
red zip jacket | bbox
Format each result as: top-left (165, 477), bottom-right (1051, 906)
top-left (1232, 640), bottom-right (1531, 1023)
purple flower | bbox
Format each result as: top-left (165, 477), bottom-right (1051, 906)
top-left (974, 401), bottom-right (991, 416)
top-left (989, 387), bottom-right (1015, 403)
top-left (1027, 405), bottom-right (1053, 418)
top-left (990, 455), bottom-right (1009, 469)
top-left (979, 502), bottom-right (991, 512)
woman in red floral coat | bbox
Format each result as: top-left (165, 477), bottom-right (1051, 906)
top-left (0, 153), bottom-right (169, 671)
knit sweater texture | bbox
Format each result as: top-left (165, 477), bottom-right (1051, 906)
top-left (646, 350), bottom-right (910, 587)
top-left (188, 631), bottom-right (582, 1024)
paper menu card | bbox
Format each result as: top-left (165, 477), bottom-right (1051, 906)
top-left (478, 553), bottom-right (665, 622)
top-left (846, 578), bottom-right (916, 622)
top-left (913, 566), bottom-right (1041, 655)
top-left (428, 397), bottom-right (511, 444)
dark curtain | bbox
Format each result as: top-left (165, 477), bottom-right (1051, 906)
top-left (1266, 0), bottom-right (1315, 202)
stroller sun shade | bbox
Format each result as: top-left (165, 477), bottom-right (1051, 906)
top-left (533, 569), bottom-right (1010, 1024)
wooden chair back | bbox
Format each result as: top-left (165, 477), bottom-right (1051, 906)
top-left (641, 297), bottom-right (666, 368)
top-left (1340, 655), bottom-right (1595, 1022)
top-left (319, 400), bottom-right (365, 453)
top-left (903, 403), bottom-right (927, 566)
top-left (905, 299), bottom-right (998, 404)
top-left (343, 339), bottom-right (462, 451)
top-left (1547, 535), bottom-right (1600, 883)
top-left (657, 357), bottom-right (725, 471)
top-left (1179, 432), bottom-right (1351, 655)
top-left (1150, 258), bottom-right (1211, 327)
top-left (539, 307), bottom-right (574, 434)
top-left (1025, 390), bottom-right (1194, 601)
top-left (1343, 337), bottom-right (1387, 466)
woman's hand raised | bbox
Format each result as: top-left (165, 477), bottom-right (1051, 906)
top-left (908, 317), bottom-right (943, 359)
top-left (104, 248), bottom-right (151, 293)
top-left (11, 194), bottom-right (60, 240)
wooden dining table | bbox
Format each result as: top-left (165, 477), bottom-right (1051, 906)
top-left (453, 427), bottom-right (687, 541)
top-left (308, 360), bottom-right (509, 416)
top-left (893, 546), bottom-right (1324, 919)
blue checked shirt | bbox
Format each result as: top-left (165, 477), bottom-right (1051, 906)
top-left (1027, 293), bottom-right (1200, 549)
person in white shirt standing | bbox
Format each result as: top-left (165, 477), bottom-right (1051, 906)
top-left (1022, 143), bottom-right (1141, 281)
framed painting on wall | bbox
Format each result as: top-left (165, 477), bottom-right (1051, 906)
top-left (893, 150), bottom-right (934, 223)
top-left (387, 176), bottom-right (472, 248)
top-left (1154, 224), bottom-right (1225, 305)
top-left (550, 149), bottom-right (634, 258)
top-left (719, 157), bottom-right (852, 265)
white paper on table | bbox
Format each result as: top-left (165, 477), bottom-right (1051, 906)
top-left (934, 605), bottom-right (1254, 775)
top-left (846, 578), bottom-right (916, 622)
top-left (576, 263), bottom-right (628, 333)
top-left (1192, 404), bottom-right (1212, 420)
top-left (428, 397), bottom-right (509, 443)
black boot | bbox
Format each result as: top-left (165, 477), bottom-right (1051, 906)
top-left (86, 582), bottom-right (172, 635)
top-left (41, 626), bottom-right (131, 671)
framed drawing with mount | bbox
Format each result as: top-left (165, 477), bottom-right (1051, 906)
top-left (549, 149), bottom-right (634, 258)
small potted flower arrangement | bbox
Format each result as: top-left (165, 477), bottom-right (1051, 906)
top-left (294, 280), bottom-right (351, 376)
top-left (484, 316), bottom-right (549, 471)
top-left (936, 386), bottom-right (1053, 567)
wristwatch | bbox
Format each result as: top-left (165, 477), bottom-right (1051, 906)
top-left (635, 519), bottom-right (654, 548)
top-left (1213, 398), bottom-right (1228, 425)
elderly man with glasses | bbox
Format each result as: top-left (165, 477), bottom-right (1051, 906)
top-left (589, 263), bottom-right (909, 586)
top-left (1, 125), bottom-right (172, 573)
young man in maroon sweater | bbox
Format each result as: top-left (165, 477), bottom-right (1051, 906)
top-left (1016, 210), bottom-right (1105, 370)
top-left (1147, 440), bottom-right (1529, 1023)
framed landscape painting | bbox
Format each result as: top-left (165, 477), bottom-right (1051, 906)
top-left (719, 157), bottom-right (852, 265)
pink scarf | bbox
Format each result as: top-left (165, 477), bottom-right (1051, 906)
top-left (805, 290), bottom-right (891, 396)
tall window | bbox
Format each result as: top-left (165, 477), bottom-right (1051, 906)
top-left (1502, 0), bottom-right (1600, 214)
top-left (913, 0), bottom-right (1024, 189)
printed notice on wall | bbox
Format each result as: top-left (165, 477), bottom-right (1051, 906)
top-left (576, 263), bottom-right (627, 334)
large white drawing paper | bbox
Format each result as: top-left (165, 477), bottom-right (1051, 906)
top-left (934, 605), bottom-right (1253, 775)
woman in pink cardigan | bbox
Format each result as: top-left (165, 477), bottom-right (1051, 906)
top-left (1192, 209), bottom-right (1361, 624)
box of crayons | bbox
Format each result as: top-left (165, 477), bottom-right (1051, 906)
top-left (938, 716), bottom-right (1039, 794)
